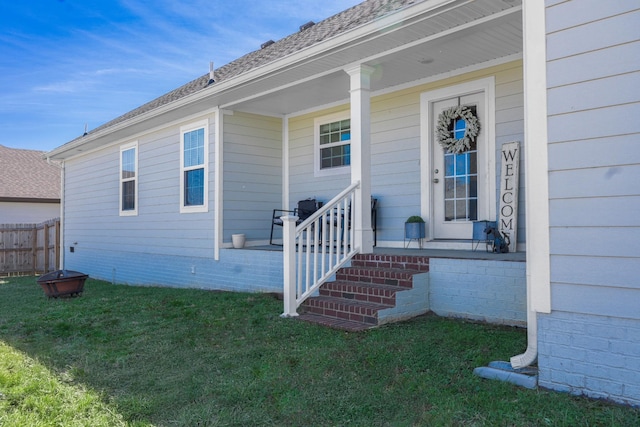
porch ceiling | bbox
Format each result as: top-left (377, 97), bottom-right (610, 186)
top-left (224, 0), bottom-right (523, 116)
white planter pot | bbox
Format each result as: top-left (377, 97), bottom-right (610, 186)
top-left (231, 234), bottom-right (246, 249)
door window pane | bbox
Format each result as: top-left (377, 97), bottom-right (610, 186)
top-left (443, 146), bottom-right (478, 222)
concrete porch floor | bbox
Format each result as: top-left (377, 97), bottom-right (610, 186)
top-left (245, 243), bottom-right (526, 262)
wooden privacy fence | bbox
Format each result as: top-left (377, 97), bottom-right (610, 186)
top-left (0, 218), bottom-right (60, 276)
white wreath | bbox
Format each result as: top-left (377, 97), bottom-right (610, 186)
top-left (436, 106), bottom-right (480, 154)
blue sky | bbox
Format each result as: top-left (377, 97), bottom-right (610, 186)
top-left (0, 0), bottom-right (362, 153)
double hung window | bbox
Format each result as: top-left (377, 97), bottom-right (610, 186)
top-left (314, 113), bottom-right (351, 176)
top-left (119, 142), bottom-right (138, 216)
top-left (180, 120), bottom-right (209, 212)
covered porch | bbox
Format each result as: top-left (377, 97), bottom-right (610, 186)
top-left (209, 0), bottom-right (525, 321)
top-left (216, 0), bottom-right (524, 253)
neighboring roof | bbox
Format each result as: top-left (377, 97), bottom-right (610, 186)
top-left (0, 145), bottom-right (61, 201)
top-left (62, 0), bottom-right (418, 146)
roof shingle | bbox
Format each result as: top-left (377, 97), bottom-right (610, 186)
top-left (0, 145), bottom-right (61, 200)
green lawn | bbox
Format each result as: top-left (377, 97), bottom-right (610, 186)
top-left (0, 276), bottom-right (638, 426)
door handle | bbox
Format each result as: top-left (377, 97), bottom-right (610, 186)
top-left (433, 178), bottom-right (439, 183)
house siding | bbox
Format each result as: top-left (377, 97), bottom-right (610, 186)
top-left (63, 110), bottom-right (287, 289)
top-left (223, 111), bottom-right (282, 242)
top-left (539, 1), bottom-right (640, 406)
top-left (429, 258), bottom-right (526, 326)
top-left (288, 61), bottom-right (525, 246)
top-left (64, 113), bottom-right (217, 279)
top-left (66, 246), bottom-right (283, 292)
top-left (0, 202), bottom-right (59, 224)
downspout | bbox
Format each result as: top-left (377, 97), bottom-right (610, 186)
top-left (511, 0), bottom-right (551, 369)
top-left (474, 0), bottom-right (549, 386)
top-left (510, 301), bottom-right (537, 368)
top-left (46, 156), bottom-right (64, 269)
top-left (57, 159), bottom-right (65, 269)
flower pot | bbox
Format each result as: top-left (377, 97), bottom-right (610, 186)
top-left (404, 222), bottom-right (425, 239)
top-left (231, 234), bottom-right (246, 249)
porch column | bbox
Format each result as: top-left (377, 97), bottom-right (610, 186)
top-left (345, 64), bottom-right (375, 254)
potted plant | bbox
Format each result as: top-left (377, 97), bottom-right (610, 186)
top-left (405, 215), bottom-right (425, 243)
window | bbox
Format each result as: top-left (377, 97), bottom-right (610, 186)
top-left (119, 142), bottom-right (138, 216)
top-left (314, 112), bottom-right (351, 176)
top-left (180, 120), bottom-right (209, 213)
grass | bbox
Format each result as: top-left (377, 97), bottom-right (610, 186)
top-left (0, 276), bottom-right (638, 426)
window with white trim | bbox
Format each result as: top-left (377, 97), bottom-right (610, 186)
top-left (119, 142), bottom-right (138, 216)
top-left (314, 112), bottom-right (351, 176)
top-left (180, 119), bottom-right (209, 213)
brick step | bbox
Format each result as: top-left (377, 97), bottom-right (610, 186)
top-left (296, 254), bottom-right (430, 331)
top-left (319, 281), bottom-right (404, 306)
top-left (350, 254), bottom-right (429, 273)
top-left (301, 295), bottom-right (392, 326)
top-left (335, 267), bottom-right (416, 288)
top-left (297, 313), bottom-right (372, 332)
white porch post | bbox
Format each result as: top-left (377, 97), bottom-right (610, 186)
top-left (345, 64), bottom-right (375, 254)
top-left (214, 108), bottom-right (223, 261)
top-left (281, 215), bottom-right (299, 317)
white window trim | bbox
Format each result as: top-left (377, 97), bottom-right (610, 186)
top-left (314, 111), bottom-right (351, 177)
top-left (180, 119), bottom-right (209, 213)
top-left (119, 141), bottom-right (138, 216)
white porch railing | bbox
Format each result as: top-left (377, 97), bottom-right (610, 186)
top-left (281, 182), bottom-right (360, 317)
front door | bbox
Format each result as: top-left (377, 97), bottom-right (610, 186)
top-left (431, 91), bottom-right (487, 240)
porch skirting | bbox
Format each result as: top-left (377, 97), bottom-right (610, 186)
top-left (65, 247), bottom-right (284, 293)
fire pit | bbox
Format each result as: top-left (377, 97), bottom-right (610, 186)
top-left (37, 270), bottom-right (88, 298)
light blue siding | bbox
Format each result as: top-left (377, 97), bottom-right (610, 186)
top-left (543, 0), bottom-right (640, 405)
top-left (65, 246), bottom-right (283, 293)
top-left (428, 258), bottom-right (526, 326)
top-left (223, 112), bottom-right (282, 242)
top-left (546, 9), bottom-right (639, 61)
top-left (64, 115), bottom-right (216, 276)
top-left (538, 312), bottom-right (640, 407)
top-left (547, 41), bottom-right (640, 89)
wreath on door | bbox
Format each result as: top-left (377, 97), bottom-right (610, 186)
top-left (436, 105), bottom-right (480, 154)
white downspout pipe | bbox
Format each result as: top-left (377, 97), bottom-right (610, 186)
top-left (511, 0), bottom-right (551, 369)
top-left (58, 160), bottom-right (65, 269)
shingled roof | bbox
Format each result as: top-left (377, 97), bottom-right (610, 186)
top-left (0, 145), bottom-right (61, 201)
top-left (74, 0), bottom-right (418, 143)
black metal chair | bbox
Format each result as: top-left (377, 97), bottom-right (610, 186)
top-left (270, 198), bottom-right (318, 245)
top-left (326, 196), bottom-right (378, 247)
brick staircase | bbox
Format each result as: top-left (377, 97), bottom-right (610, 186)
top-left (298, 253), bottom-right (429, 331)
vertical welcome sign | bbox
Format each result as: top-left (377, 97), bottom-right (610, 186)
top-left (499, 141), bottom-right (519, 253)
